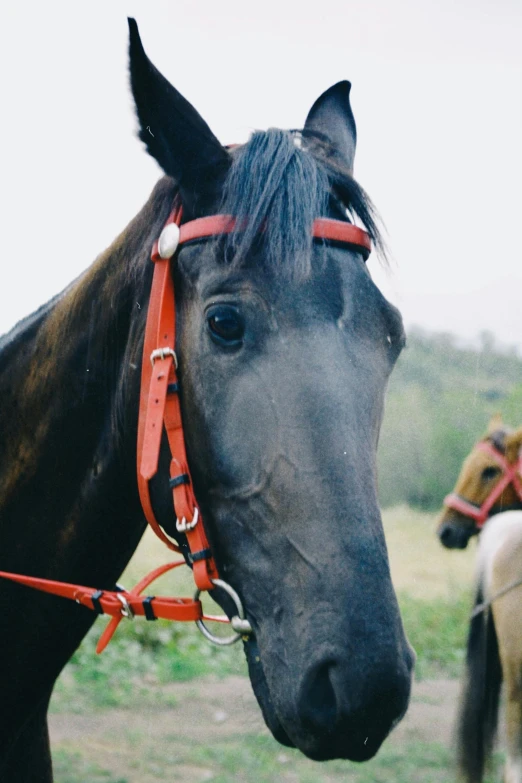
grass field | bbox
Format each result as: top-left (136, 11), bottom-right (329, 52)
top-left (50, 507), bottom-right (504, 783)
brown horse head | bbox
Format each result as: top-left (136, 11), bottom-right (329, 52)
top-left (438, 415), bottom-right (522, 549)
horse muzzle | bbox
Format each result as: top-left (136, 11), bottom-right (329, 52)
top-left (245, 623), bottom-right (414, 761)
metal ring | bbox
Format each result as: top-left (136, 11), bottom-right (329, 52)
top-left (194, 578), bottom-right (252, 646)
top-left (150, 347), bottom-right (178, 369)
top-left (115, 593), bottom-right (135, 620)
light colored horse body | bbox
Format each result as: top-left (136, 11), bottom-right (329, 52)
top-left (459, 510), bottom-right (522, 783)
top-left (436, 415), bottom-right (522, 782)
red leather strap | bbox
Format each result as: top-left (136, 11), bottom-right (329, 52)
top-left (0, 562), bottom-right (231, 653)
top-left (138, 204), bottom-right (218, 590)
top-left (443, 493), bottom-right (485, 524)
top-left (137, 204), bottom-right (183, 553)
top-left (312, 219), bottom-right (371, 258)
top-left (0, 566), bottom-right (202, 624)
top-left (178, 214), bottom-right (371, 259)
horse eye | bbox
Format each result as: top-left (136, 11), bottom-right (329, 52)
top-left (482, 466), bottom-right (501, 481)
top-left (206, 305), bottom-right (245, 346)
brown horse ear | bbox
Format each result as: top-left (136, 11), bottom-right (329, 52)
top-left (486, 414), bottom-right (503, 435)
top-left (505, 427), bottom-right (522, 460)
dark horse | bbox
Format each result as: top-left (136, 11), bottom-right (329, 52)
top-left (0, 19), bottom-right (414, 780)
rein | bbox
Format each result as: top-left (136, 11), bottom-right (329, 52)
top-left (444, 440), bottom-right (522, 530)
top-left (471, 575), bottom-right (522, 618)
top-left (0, 199), bottom-right (372, 651)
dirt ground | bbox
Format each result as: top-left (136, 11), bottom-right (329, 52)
top-left (49, 675), bottom-right (464, 782)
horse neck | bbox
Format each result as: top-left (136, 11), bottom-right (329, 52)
top-left (0, 178), bottom-right (176, 585)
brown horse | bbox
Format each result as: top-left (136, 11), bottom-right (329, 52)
top-left (438, 416), bottom-right (522, 782)
top-left (438, 415), bottom-right (522, 549)
top-left (0, 19), bottom-right (414, 781)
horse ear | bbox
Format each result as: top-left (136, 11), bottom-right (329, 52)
top-left (505, 427), bottom-right (522, 462)
top-left (303, 81), bottom-right (357, 173)
top-left (486, 413), bottom-right (503, 435)
top-left (127, 18), bottom-right (230, 213)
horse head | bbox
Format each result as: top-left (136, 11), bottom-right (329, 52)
top-left (438, 414), bottom-right (522, 549)
top-left (126, 20), bottom-right (414, 762)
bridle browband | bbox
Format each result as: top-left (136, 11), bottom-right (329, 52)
top-left (444, 440), bottom-right (522, 530)
top-left (171, 213), bottom-right (372, 259)
top-left (0, 198), bottom-right (372, 650)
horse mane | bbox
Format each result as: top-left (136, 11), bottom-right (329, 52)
top-left (220, 128), bottom-right (385, 279)
top-left (0, 295), bottom-right (63, 375)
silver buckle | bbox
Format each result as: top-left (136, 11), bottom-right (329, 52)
top-left (150, 347), bottom-right (178, 368)
top-left (176, 507), bottom-right (199, 533)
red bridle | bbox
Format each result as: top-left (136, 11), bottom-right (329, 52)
top-left (0, 200), bottom-right (372, 650)
top-left (444, 441), bottom-right (522, 529)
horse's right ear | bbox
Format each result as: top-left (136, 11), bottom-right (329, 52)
top-left (127, 19), bottom-right (230, 213)
top-left (303, 81), bottom-right (357, 173)
top-left (486, 413), bottom-right (504, 435)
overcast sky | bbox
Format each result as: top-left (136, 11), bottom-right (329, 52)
top-left (1, 1), bottom-right (520, 349)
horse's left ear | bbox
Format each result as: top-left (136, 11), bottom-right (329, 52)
top-left (303, 81), bottom-right (357, 173)
top-left (486, 413), bottom-right (503, 435)
top-left (127, 18), bottom-right (230, 213)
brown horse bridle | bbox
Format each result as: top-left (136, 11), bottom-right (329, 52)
top-left (0, 199), bottom-right (372, 650)
top-left (444, 440), bottom-right (522, 530)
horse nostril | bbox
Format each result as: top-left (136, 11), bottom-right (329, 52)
top-left (299, 660), bottom-right (338, 733)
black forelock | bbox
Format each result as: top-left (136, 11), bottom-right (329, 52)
top-left (219, 129), bottom-right (385, 280)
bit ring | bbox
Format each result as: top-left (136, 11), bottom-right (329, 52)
top-left (194, 578), bottom-right (252, 646)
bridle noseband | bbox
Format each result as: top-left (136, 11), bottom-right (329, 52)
top-left (0, 198), bottom-right (372, 650)
top-left (444, 440), bottom-right (522, 530)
